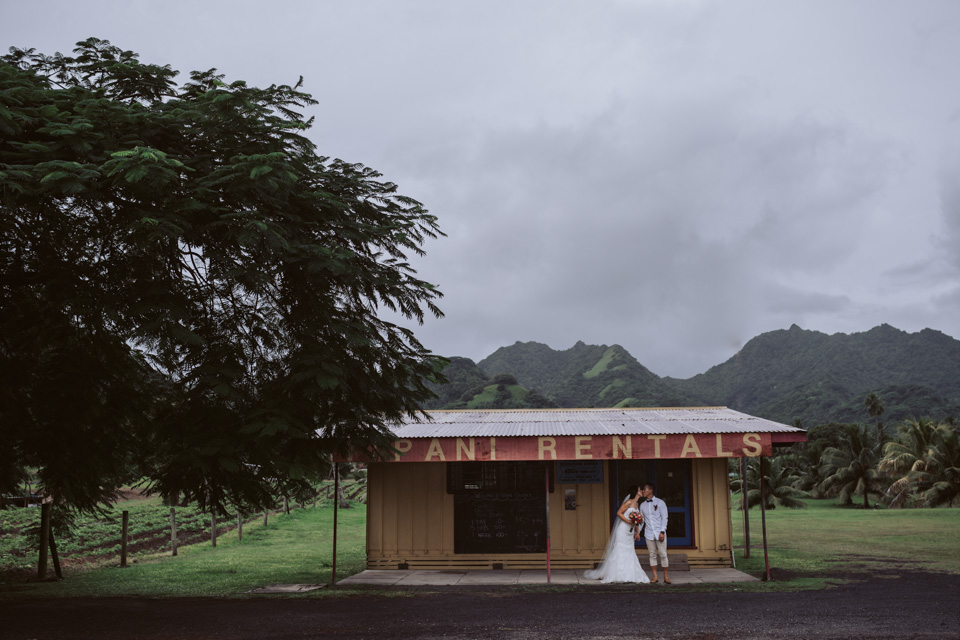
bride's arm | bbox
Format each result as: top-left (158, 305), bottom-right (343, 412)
top-left (616, 501), bottom-right (634, 524)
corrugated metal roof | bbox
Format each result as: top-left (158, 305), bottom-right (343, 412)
top-left (392, 407), bottom-right (803, 438)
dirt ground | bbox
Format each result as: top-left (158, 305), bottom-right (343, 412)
top-left (1, 568), bottom-right (958, 639)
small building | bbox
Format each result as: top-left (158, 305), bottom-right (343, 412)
top-left (357, 407), bottom-right (804, 570)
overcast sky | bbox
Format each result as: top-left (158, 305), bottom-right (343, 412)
top-left (4, 1), bottom-right (960, 377)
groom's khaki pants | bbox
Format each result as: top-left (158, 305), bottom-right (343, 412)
top-left (645, 537), bottom-right (669, 567)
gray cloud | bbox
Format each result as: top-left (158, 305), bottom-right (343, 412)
top-left (4, 0), bottom-right (960, 377)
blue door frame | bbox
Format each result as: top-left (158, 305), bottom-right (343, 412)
top-left (608, 460), bottom-right (693, 547)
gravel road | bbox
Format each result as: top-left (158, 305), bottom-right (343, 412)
top-left (1, 569), bottom-right (957, 639)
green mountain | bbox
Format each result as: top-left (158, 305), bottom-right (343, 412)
top-left (662, 324), bottom-right (960, 426)
top-left (422, 357), bottom-right (490, 410)
top-left (478, 341), bottom-right (694, 408)
top-left (423, 324), bottom-right (960, 426)
top-left (423, 360), bottom-right (557, 410)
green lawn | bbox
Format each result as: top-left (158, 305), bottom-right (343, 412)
top-left (731, 498), bottom-right (960, 587)
top-left (3, 497), bottom-right (957, 598)
top-left (0, 502), bottom-right (367, 599)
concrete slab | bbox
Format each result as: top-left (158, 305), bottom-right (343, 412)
top-left (336, 570), bottom-right (410, 586)
top-left (517, 570), bottom-right (580, 584)
top-left (395, 571), bottom-right (466, 586)
top-left (247, 583), bottom-right (326, 593)
top-left (690, 568), bottom-right (759, 583)
top-left (457, 570), bottom-right (521, 585)
top-left (330, 567), bottom-right (759, 588)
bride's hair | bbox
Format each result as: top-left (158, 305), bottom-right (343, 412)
top-left (623, 484), bottom-right (640, 502)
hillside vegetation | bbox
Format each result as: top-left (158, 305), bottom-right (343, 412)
top-left (424, 324), bottom-right (960, 426)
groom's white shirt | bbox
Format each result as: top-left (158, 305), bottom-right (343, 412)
top-left (639, 496), bottom-right (667, 540)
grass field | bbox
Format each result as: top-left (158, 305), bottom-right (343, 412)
top-left (1, 497), bottom-right (957, 598)
top-left (731, 498), bottom-right (960, 589)
top-left (0, 500), bottom-right (367, 599)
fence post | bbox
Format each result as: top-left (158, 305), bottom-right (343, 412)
top-left (237, 512), bottom-right (243, 542)
top-left (332, 463), bottom-right (339, 586)
top-left (120, 510), bottom-right (129, 567)
top-left (263, 508), bottom-right (268, 527)
top-left (210, 509), bottom-right (217, 547)
top-left (37, 503), bottom-right (50, 579)
top-left (170, 508), bottom-right (178, 556)
top-left (283, 496), bottom-right (289, 515)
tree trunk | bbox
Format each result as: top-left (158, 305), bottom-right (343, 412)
top-left (37, 503), bottom-right (50, 580)
top-left (337, 484), bottom-right (350, 509)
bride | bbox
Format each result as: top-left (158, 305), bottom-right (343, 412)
top-left (584, 486), bottom-right (651, 583)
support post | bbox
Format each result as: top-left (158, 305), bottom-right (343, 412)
top-left (37, 502), bottom-right (50, 579)
top-left (170, 508), bottom-right (178, 556)
top-left (237, 512), bottom-right (243, 541)
top-left (332, 462), bottom-right (339, 586)
top-left (263, 508), bottom-right (268, 527)
top-left (545, 464), bottom-right (551, 584)
top-left (741, 456), bottom-right (751, 559)
top-left (120, 510), bottom-right (129, 567)
top-left (759, 456), bottom-right (771, 581)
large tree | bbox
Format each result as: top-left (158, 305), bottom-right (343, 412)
top-left (0, 39), bottom-right (444, 515)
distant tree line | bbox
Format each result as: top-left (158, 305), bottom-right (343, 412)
top-left (732, 393), bottom-right (960, 509)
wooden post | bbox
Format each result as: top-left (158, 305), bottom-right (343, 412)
top-left (741, 456), bottom-right (751, 559)
top-left (210, 509), bottom-right (217, 547)
top-left (120, 510), bottom-right (129, 567)
top-left (263, 508), bottom-right (268, 527)
top-left (545, 465), bottom-right (551, 583)
top-left (48, 529), bottom-right (62, 579)
top-left (37, 503), bottom-right (50, 580)
top-left (170, 508), bottom-right (178, 556)
top-left (759, 456), bottom-right (771, 581)
top-left (283, 495), bottom-right (289, 515)
top-left (331, 463), bottom-right (339, 586)
top-left (237, 512), bottom-right (243, 542)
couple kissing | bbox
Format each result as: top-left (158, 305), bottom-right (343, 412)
top-left (584, 483), bottom-right (670, 584)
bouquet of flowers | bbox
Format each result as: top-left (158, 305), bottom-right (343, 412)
top-left (628, 511), bottom-right (643, 533)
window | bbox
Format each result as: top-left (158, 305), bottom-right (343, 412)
top-left (447, 461), bottom-right (554, 493)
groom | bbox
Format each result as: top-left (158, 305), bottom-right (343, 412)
top-left (635, 482), bottom-right (670, 584)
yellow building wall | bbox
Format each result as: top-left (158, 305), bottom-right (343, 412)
top-left (686, 457), bottom-right (734, 566)
top-left (366, 459), bottom-right (733, 569)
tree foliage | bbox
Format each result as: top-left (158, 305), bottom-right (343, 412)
top-left (881, 419), bottom-right (960, 508)
top-left (0, 38), bottom-right (444, 515)
top-left (818, 424), bottom-right (887, 508)
top-left (730, 456), bottom-right (808, 509)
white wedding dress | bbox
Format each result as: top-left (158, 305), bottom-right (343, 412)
top-left (583, 505), bottom-right (650, 583)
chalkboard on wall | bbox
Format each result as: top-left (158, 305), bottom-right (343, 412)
top-left (453, 491), bottom-right (547, 554)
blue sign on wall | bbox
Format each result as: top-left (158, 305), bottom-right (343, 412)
top-left (556, 461), bottom-right (603, 484)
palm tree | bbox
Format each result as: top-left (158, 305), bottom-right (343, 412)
top-left (790, 441), bottom-right (829, 497)
top-left (879, 418), bottom-right (938, 508)
top-left (864, 392), bottom-right (885, 432)
top-left (819, 424), bottom-right (886, 508)
top-left (918, 424), bottom-right (960, 507)
top-left (733, 456), bottom-right (809, 509)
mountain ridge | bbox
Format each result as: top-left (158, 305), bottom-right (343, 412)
top-left (427, 324), bottom-right (960, 426)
